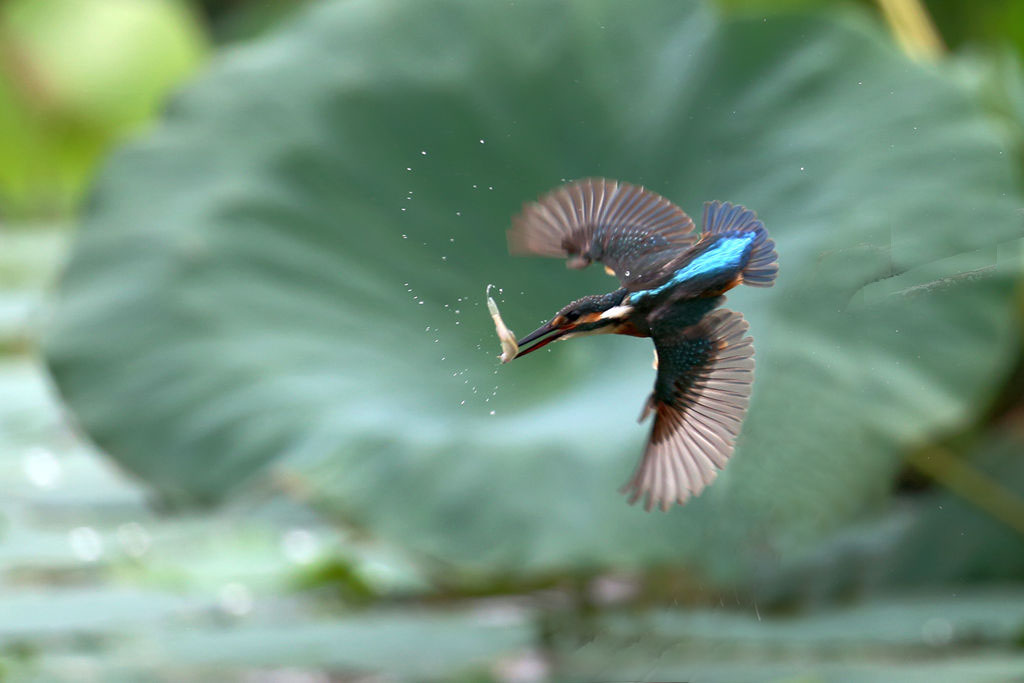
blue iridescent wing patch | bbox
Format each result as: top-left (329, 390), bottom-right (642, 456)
top-left (629, 234), bottom-right (756, 301)
top-left (703, 201), bottom-right (778, 287)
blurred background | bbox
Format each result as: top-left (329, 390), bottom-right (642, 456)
top-left (2, 0), bottom-right (1024, 681)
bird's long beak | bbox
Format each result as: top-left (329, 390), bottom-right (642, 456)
top-left (513, 322), bottom-right (571, 359)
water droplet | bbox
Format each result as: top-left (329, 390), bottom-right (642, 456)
top-left (281, 528), bottom-right (319, 565)
top-left (117, 522), bottom-right (150, 558)
top-left (219, 582), bottom-right (254, 616)
top-left (23, 447), bottom-right (61, 489)
top-left (421, 150), bottom-right (427, 155)
top-left (490, 410), bottom-right (496, 415)
top-left (69, 527), bottom-right (103, 562)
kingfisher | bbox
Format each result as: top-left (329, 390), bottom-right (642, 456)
top-left (504, 178), bottom-right (777, 511)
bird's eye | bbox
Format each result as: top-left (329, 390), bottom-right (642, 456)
top-left (565, 310), bottom-right (581, 322)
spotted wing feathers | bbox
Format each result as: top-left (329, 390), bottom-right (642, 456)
top-left (508, 178), bottom-right (697, 289)
top-left (703, 201), bottom-right (778, 287)
top-left (621, 309), bottom-right (754, 511)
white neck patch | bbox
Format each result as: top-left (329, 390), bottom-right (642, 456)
top-left (599, 304), bottom-right (634, 320)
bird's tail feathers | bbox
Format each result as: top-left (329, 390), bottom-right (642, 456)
top-left (703, 200), bottom-right (778, 287)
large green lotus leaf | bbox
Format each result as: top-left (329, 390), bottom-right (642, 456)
top-left (45, 0), bottom-right (1023, 579)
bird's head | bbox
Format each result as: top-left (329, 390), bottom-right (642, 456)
top-left (513, 292), bottom-right (633, 360)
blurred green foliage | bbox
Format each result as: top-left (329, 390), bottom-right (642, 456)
top-left (926, 0), bottom-right (1024, 61)
top-left (189, 0), bottom-right (310, 43)
top-left (0, 0), bottom-right (1022, 680)
top-left (722, 0), bottom-right (1024, 67)
top-left (0, 0), bottom-right (206, 219)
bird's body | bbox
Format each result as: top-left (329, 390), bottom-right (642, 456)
top-left (504, 179), bottom-right (778, 511)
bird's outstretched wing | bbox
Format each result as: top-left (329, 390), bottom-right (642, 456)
top-left (508, 178), bottom-right (698, 291)
top-left (621, 309), bottom-right (754, 511)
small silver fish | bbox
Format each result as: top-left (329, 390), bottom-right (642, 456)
top-left (486, 285), bottom-right (518, 363)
